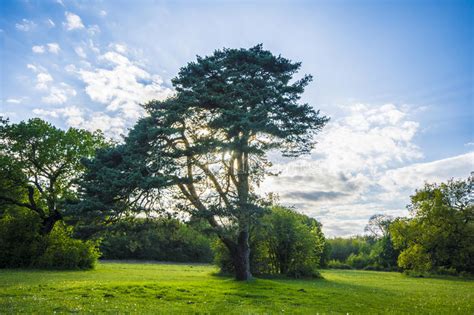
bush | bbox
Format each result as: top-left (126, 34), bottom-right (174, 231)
top-left (99, 218), bottom-right (214, 263)
top-left (327, 259), bottom-right (352, 269)
top-left (36, 224), bottom-right (99, 269)
top-left (398, 244), bottom-right (432, 273)
top-left (347, 253), bottom-right (372, 269)
top-left (214, 206), bottom-right (326, 278)
top-left (0, 207), bottom-right (43, 268)
top-left (0, 207), bottom-right (98, 269)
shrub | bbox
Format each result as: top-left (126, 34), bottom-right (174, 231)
top-left (398, 244), bottom-right (432, 273)
top-left (0, 207), bottom-right (43, 268)
top-left (0, 207), bottom-right (99, 269)
top-left (327, 259), bottom-right (352, 269)
top-left (99, 218), bottom-right (214, 263)
top-left (214, 206), bottom-right (326, 278)
top-left (36, 224), bottom-right (99, 269)
top-left (347, 253), bottom-right (372, 269)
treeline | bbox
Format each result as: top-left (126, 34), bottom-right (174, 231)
top-left (325, 177), bottom-right (474, 276)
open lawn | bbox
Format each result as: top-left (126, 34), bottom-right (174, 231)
top-left (0, 261), bottom-right (472, 314)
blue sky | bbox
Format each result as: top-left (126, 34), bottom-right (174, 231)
top-left (1, 0), bottom-right (473, 236)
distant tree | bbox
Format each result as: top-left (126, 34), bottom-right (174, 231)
top-left (76, 45), bottom-right (329, 280)
top-left (0, 118), bottom-right (106, 235)
top-left (391, 175), bottom-right (474, 274)
top-left (364, 214), bottom-right (393, 238)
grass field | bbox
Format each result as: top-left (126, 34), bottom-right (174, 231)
top-left (0, 261), bottom-right (473, 314)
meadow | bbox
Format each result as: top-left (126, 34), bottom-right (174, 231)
top-left (0, 261), bottom-right (472, 314)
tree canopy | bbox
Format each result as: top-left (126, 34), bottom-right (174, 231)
top-left (77, 45), bottom-right (329, 280)
top-left (0, 117), bottom-right (106, 234)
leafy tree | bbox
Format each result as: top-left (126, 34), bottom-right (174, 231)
top-left (77, 45), bottom-right (329, 280)
top-left (0, 118), bottom-right (106, 235)
top-left (391, 175), bottom-right (474, 274)
top-left (214, 205), bottom-right (326, 278)
top-left (364, 214), bottom-right (393, 238)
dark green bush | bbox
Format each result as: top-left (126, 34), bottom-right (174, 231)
top-left (0, 207), bottom-right (99, 269)
top-left (327, 259), bottom-right (352, 269)
top-left (35, 224), bottom-right (99, 269)
top-left (99, 218), bottom-right (214, 263)
top-left (0, 207), bottom-right (43, 268)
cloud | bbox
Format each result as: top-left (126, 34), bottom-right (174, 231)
top-left (33, 106), bottom-right (126, 139)
top-left (6, 98), bottom-right (22, 104)
top-left (283, 191), bottom-right (350, 202)
top-left (32, 45), bottom-right (45, 53)
top-left (74, 46), bottom-right (87, 58)
top-left (47, 19), bottom-right (55, 27)
top-left (47, 43), bottom-right (60, 54)
top-left (35, 72), bottom-right (53, 90)
top-left (32, 43), bottom-right (60, 54)
top-left (77, 50), bottom-right (173, 119)
top-left (378, 152), bottom-right (474, 201)
top-left (87, 25), bottom-right (100, 36)
top-left (261, 103), bottom-right (472, 237)
top-left (15, 19), bottom-right (36, 31)
top-left (99, 10), bottom-right (107, 17)
top-left (41, 83), bottom-right (76, 104)
top-left (64, 12), bottom-right (84, 30)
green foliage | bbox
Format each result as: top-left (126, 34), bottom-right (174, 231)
top-left (391, 175), bottom-right (474, 274)
top-left (0, 207), bottom-right (98, 269)
top-left (0, 117), bottom-right (107, 235)
top-left (327, 259), bottom-right (352, 269)
top-left (77, 45), bottom-right (329, 280)
top-left (397, 244), bottom-right (432, 274)
top-left (36, 223), bottom-right (99, 270)
top-left (215, 206), bottom-right (326, 278)
top-left (99, 218), bottom-right (214, 263)
top-left (0, 207), bottom-right (43, 268)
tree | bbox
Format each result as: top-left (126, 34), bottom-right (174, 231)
top-left (391, 175), bottom-right (474, 274)
top-left (77, 45), bottom-right (329, 280)
top-left (364, 214), bottom-right (393, 238)
top-left (0, 118), bottom-right (106, 235)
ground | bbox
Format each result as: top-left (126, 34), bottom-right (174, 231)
top-left (0, 261), bottom-right (472, 314)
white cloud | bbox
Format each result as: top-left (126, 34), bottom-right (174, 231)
top-left (260, 103), bottom-right (472, 237)
top-left (32, 45), bottom-right (45, 54)
top-left (15, 19), bottom-right (36, 31)
top-left (33, 43), bottom-right (60, 54)
top-left (47, 43), bottom-right (60, 54)
top-left (27, 64), bottom-right (38, 72)
top-left (6, 98), bottom-right (22, 104)
top-left (65, 64), bottom-right (77, 73)
top-left (41, 83), bottom-right (76, 104)
top-left (87, 24), bottom-right (100, 36)
top-left (110, 43), bottom-right (127, 54)
top-left (378, 152), bottom-right (474, 200)
top-left (35, 72), bottom-right (53, 90)
top-left (33, 106), bottom-right (126, 139)
top-left (74, 46), bottom-right (87, 58)
top-left (77, 51), bottom-right (173, 119)
top-left (64, 12), bottom-right (84, 30)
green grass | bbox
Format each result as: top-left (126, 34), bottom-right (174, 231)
top-left (0, 262), bottom-right (472, 314)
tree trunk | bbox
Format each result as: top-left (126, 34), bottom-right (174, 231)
top-left (40, 212), bottom-right (62, 235)
top-left (233, 229), bottom-right (252, 281)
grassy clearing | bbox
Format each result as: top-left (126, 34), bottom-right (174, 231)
top-left (0, 261), bottom-right (472, 314)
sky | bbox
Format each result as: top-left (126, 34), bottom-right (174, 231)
top-left (1, 0), bottom-right (473, 236)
